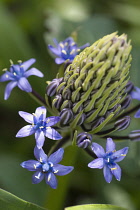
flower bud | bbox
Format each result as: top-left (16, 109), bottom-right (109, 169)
top-left (129, 130), bottom-right (140, 141)
top-left (59, 108), bottom-right (74, 125)
top-left (114, 116), bottom-right (131, 131)
top-left (46, 78), bottom-right (63, 96)
top-left (76, 132), bottom-right (92, 148)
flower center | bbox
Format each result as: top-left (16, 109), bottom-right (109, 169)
top-left (42, 163), bottom-right (49, 172)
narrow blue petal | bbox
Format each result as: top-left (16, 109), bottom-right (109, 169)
top-left (106, 138), bottom-right (116, 152)
top-left (91, 143), bottom-right (105, 158)
top-left (130, 87), bottom-right (140, 101)
top-left (135, 109), bottom-right (140, 118)
top-left (32, 171), bottom-right (44, 184)
top-left (22, 58), bottom-right (36, 71)
top-left (53, 164), bottom-right (74, 176)
top-left (103, 165), bottom-right (112, 183)
top-left (111, 163), bottom-right (121, 181)
top-left (53, 38), bottom-right (59, 46)
top-left (88, 158), bottom-right (104, 169)
top-left (0, 72), bottom-right (13, 82)
top-left (24, 68), bottom-right (44, 78)
top-left (112, 147), bottom-right (129, 162)
top-left (18, 111), bottom-right (33, 123)
top-left (48, 148), bottom-right (64, 164)
top-left (4, 81), bottom-right (17, 100)
top-left (45, 172), bottom-right (58, 189)
top-left (16, 125), bottom-right (35, 137)
top-left (46, 116), bottom-right (60, 127)
top-left (34, 146), bottom-right (48, 162)
top-left (35, 106), bottom-right (46, 121)
top-left (48, 45), bottom-right (61, 56)
top-left (35, 131), bottom-right (45, 149)
top-left (18, 77), bottom-right (32, 92)
top-left (55, 58), bottom-right (65, 64)
top-left (45, 127), bottom-right (62, 140)
top-left (20, 160), bottom-right (41, 171)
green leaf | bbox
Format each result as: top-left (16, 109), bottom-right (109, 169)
top-left (0, 188), bottom-right (47, 210)
top-left (65, 204), bottom-right (127, 210)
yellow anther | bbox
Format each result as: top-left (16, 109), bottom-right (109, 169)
top-left (111, 167), bottom-right (117, 170)
top-left (71, 42), bottom-right (75, 46)
top-left (18, 60), bottom-right (22, 63)
top-left (13, 72), bottom-right (17, 76)
top-left (39, 126), bottom-right (44, 129)
top-left (35, 173), bottom-right (40, 179)
top-left (47, 174), bottom-right (51, 182)
top-left (59, 43), bottom-right (64, 48)
top-left (2, 68), bottom-right (7, 71)
top-left (54, 170), bottom-right (59, 174)
top-left (6, 75), bottom-right (9, 78)
top-left (20, 65), bottom-right (24, 68)
top-left (121, 154), bottom-right (126, 156)
top-left (62, 50), bottom-right (67, 55)
top-left (47, 126), bottom-right (51, 129)
top-left (70, 49), bottom-right (76, 55)
top-left (40, 157), bottom-right (43, 163)
top-left (32, 123), bottom-right (34, 127)
top-left (46, 119), bottom-right (50, 123)
top-left (9, 59), bottom-right (13, 65)
top-left (32, 113), bottom-right (36, 116)
top-left (64, 42), bottom-right (68, 46)
top-left (77, 49), bottom-right (81, 52)
top-left (34, 164), bottom-right (36, 169)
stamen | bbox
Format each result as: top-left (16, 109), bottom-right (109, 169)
top-left (46, 119), bottom-right (50, 123)
top-left (35, 173), bottom-right (41, 179)
top-left (39, 126), bottom-right (44, 129)
top-left (32, 123), bottom-right (34, 127)
top-left (54, 170), bottom-right (59, 174)
top-left (6, 75), bottom-right (9, 78)
top-left (34, 164), bottom-right (36, 169)
top-left (107, 158), bottom-right (110, 162)
top-left (48, 174), bottom-right (51, 182)
top-left (32, 113), bottom-right (36, 116)
top-left (9, 59), bottom-right (13, 65)
top-left (40, 157), bottom-right (43, 163)
top-left (70, 49), bottom-right (76, 55)
top-left (111, 167), bottom-right (117, 170)
top-left (13, 72), bottom-right (17, 76)
top-left (59, 43), bottom-right (64, 48)
top-left (46, 126), bottom-right (51, 129)
top-left (64, 42), bottom-right (68, 46)
top-left (71, 42), bottom-right (75, 46)
top-left (121, 154), bottom-right (126, 156)
top-left (77, 49), bottom-right (81, 52)
top-left (20, 65), bottom-right (24, 68)
top-left (2, 68), bottom-right (7, 71)
top-left (62, 50), bottom-right (67, 55)
top-left (18, 60), bottom-right (22, 63)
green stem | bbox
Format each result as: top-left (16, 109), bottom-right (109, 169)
top-left (28, 89), bottom-right (46, 106)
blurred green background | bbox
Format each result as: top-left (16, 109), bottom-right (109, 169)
top-left (0, 0), bottom-right (140, 210)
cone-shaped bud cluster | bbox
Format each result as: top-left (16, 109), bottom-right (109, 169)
top-left (76, 132), bottom-right (92, 148)
top-left (129, 130), bottom-right (140, 141)
top-left (47, 33), bottom-right (132, 134)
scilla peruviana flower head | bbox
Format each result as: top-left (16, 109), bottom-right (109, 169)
top-left (48, 37), bottom-right (89, 64)
top-left (16, 106), bottom-right (62, 148)
top-left (88, 138), bottom-right (129, 183)
top-left (21, 146), bottom-right (74, 189)
top-left (0, 58), bottom-right (44, 100)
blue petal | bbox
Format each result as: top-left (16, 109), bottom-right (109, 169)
top-left (103, 165), bottom-right (112, 183)
top-left (112, 147), bottom-right (129, 162)
top-left (45, 127), bottom-right (62, 140)
top-left (111, 163), bottom-right (121, 181)
top-left (91, 143), bottom-right (105, 158)
top-left (34, 146), bottom-right (48, 162)
top-left (18, 77), bottom-right (32, 92)
top-left (106, 138), bottom-right (116, 152)
top-left (79, 43), bottom-right (90, 49)
top-left (35, 130), bottom-right (45, 149)
top-left (0, 72), bottom-right (13, 82)
top-left (88, 158), bottom-right (104, 169)
top-left (48, 45), bottom-right (61, 56)
top-left (20, 160), bottom-right (41, 171)
top-left (35, 106), bottom-right (46, 121)
top-left (32, 171), bottom-right (44, 184)
top-left (16, 125), bottom-right (35, 137)
top-left (22, 58), bottom-right (36, 71)
top-left (53, 164), bottom-right (74, 176)
top-left (18, 111), bottom-right (33, 123)
top-left (135, 109), bottom-right (140, 118)
top-left (24, 68), bottom-right (44, 78)
top-left (4, 81), bottom-right (17, 100)
top-left (45, 172), bottom-right (57, 189)
top-left (46, 116), bottom-right (60, 127)
top-left (48, 148), bottom-right (64, 164)
top-left (55, 58), bottom-right (65, 64)
top-left (130, 87), bottom-right (140, 101)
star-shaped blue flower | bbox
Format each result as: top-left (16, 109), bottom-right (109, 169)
top-left (0, 58), bottom-right (44, 100)
top-left (88, 138), bottom-right (129, 183)
top-left (21, 146), bottom-right (74, 189)
top-left (16, 106), bottom-right (62, 148)
top-left (130, 86), bottom-right (140, 118)
top-left (48, 37), bottom-right (89, 64)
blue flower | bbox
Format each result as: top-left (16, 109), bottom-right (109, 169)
top-left (16, 106), bottom-right (62, 148)
top-left (88, 138), bottom-right (129, 183)
top-left (130, 86), bottom-right (140, 118)
top-left (21, 146), bottom-right (74, 188)
top-left (0, 58), bottom-right (44, 100)
top-left (48, 37), bottom-right (89, 64)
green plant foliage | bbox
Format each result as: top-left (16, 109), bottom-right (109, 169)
top-left (65, 204), bottom-right (127, 210)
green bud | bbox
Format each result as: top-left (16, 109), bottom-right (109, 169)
top-left (50, 32), bottom-right (132, 134)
